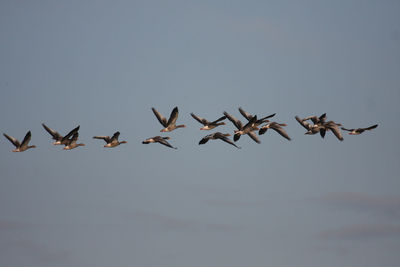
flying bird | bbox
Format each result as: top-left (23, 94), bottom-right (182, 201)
top-left (152, 106), bottom-right (186, 132)
top-left (199, 132), bottom-right (241, 149)
top-left (259, 122), bottom-right (291, 141)
top-left (223, 111), bottom-right (260, 143)
top-left (190, 113), bottom-right (226, 130)
top-left (295, 115), bottom-right (325, 137)
top-left (63, 132), bottom-right (85, 150)
top-left (93, 131), bottom-right (127, 147)
top-left (42, 123), bottom-right (80, 145)
top-left (341, 124), bottom-right (378, 135)
top-left (142, 136), bottom-right (177, 149)
top-left (3, 131), bottom-right (36, 152)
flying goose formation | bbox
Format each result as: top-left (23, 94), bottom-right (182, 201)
top-left (2, 107), bottom-right (378, 152)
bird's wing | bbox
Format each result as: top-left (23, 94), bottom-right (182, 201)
top-left (20, 131), bottom-right (32, 147)
top-left (238, 107), bottom-right (253, 121)
top-left (318, 113), bottom-right (327, 123)
top-left (111, 131), bottom-right (120, 141)
top-left (93, 136), bottom-right (111, 142)
top-left (157, 138), bottom-right (177, 149)
top-left (211, 115), bottom-right (226, 124)
top-left (199, 135), bottom-right (211, 145)
top-left (295, 116), bottom-right (310, 130)
top-left (215, 133), bottom-right (241, 148)
top-left (42, 123), bottom-right (62, 140)
top-left (224, 112), bottom-right (243, 129)
top-left (271, 125), bottom-right (291, 140)
top-left (62, 125), bottom-right (80, 141)
top-left (191, 113), bottom-right (208, 125)
top-left (248, 131), bottom-right (261, 144)
top-left (71, 132), bottom-right (79, 141)
top-left (320, 128), bottom-right (326, 138)
top-left (340, 127), bottom-right (353, 132)
top-left (327, 124), bottom-right (343, 141)
top-left (365, 124), bottom-right (378, 131)
top-left (3, 133), bottom-right (20, 147)
top-left (167, 106), bottom-right (179, 126)
top-left (152, 107), bottom-right (168, 127)
top-left (258, 113), bottom-right (276, 122)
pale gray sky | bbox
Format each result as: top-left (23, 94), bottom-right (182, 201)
top-left (1, 1), bottom-right (400, 266)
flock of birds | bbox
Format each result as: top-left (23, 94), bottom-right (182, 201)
top-left (3, 106), bottom-right (378, 152)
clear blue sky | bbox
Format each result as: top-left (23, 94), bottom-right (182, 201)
top-left (1, 1), bottom-right (399, 266)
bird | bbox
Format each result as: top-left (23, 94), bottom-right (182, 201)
top-left (199, 132), bottom-right (241, 149)
top-left (341, 124), bottom-right (378, 135)
top-left (42, 123), bottom-right (80, 145)
top-left (63, 132), bottom-right (85, 150)
top-left (152, 106), bottom-right (186, 132)
top-left (259, 122), bottom-right (291, 140)
top-left (295, 115), bottom-right (325, 137)
top-left (323, 121), bottom-right (344, 141)
top-left (190, 113), bottom-right (226, 130)
top-left (93, 131), bottom-right (127, 147)
top-left (238, 107), bottom-right (276, 126)
top-left (3, 131), bottom-right (36, 152)
top-left (223, 111), bottom-right (260, 143)
top-left (142, 136), bottom-right (177, 149)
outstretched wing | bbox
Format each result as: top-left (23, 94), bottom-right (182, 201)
top-left (42, 123), bottom-right (62, 140)
top-left (152, 107), bottom-right (168, 127)
top-left (3, 133), bottom-right (20, 147)
top-left (258, 113), bottom-right (276, 123)
top-left (271, 125), bottom-right (291, 141)
top-left (340, 127), bottom-right (354, 132)
top-left (238, 107), bottom-right (253, 121)
top-left (326, 123), bottom-right (343, 141)
top-left (248, 132), bottom-right (261, 144)
top-left (295, 116), bottom-right (310, 130)
top-left (191, 113), bottom-right (208, 125)
top-left (211, 115), bottom-right (226, 124)
top-left (199, 135), bottom-right (211, 145)
top-left (157, 138), bottom-right (177, 149)
top-left (93, 136), bottom-right (111, 143)
top-left (62, 125), bottom-right (80, 141)
top-left (20, 131), bottom-right (32, 147)
top-left (365, 124), bottom-right (378, 131)
top-left (167, 106), bottom-right (179, 126)
top-left (111, 131), bottom-right (120, 141)
top-left (215, 132), bottom-right (241, 148)
top-left (224, 112), bottom-right (243, 129)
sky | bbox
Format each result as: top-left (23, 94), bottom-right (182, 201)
top-left (0, 0), bottom-right (399, 266)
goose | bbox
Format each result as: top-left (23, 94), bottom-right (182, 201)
top-left (259, 122), bottom-right (291, 140)
top-left (238, 107), bottom-right (276, 126)
top-left (223, 111), bottom-right (260, 143)
top-left (199, 132), bottom-right (241, 149)
top-left (152, 106), bottom-right (186, 132)
top-left (142, 136), bottom-right (177, 149)
top-left (3, 131), bottom-right (36, 152)
top-left (42, 123), bottom-right (80, 145)
top-left (93, 131), bottom-right (127, 147)
top-left (295, 115), bottom-right (325, 137)
top-left (190, 113), bottom-right (226, 130)
top-left (63, 132), bottom-right (85, 150)
top-left (341, 124), bottom-right (378, 135)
